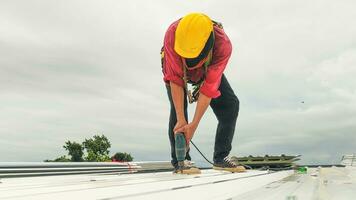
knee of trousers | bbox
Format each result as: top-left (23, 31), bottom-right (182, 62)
top-left (218, 96), bottom-right (239, 122)
top-left (226, 97), bottom-right (240, 121)
top-left (230, 96), bottom-right (240, 118)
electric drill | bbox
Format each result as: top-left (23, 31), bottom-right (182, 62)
top-left (175, 132), bottom-right (186, 169)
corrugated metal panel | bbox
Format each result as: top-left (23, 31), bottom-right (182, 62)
top-left (0, 162), bottom-right (141, 178)
top-left (341, 154), bottom-right (356, 166)
top-left (0, 168), bottom-right (293, 200)
top-left (231, 166), bottom-right (356, 200)
top-left (1, 163), bottom-right (355, 199)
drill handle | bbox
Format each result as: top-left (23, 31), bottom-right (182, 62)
top-left (175, 132), bottom-right (186, 162)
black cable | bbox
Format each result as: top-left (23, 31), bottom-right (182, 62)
top-left (190, 140), bottom-right (253, 170)
top-left (190, 140), bottom-right (214, 165)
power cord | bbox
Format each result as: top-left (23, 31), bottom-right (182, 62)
top-left (190, 140), bottom-right (214, 165)
top-left (190, 140), bottom-right (252, 170)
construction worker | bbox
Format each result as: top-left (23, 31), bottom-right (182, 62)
top-left (161, 13), bottom-right (246, 173)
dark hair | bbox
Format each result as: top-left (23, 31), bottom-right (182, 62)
top-left (185, 31), bottom-right (214, 68)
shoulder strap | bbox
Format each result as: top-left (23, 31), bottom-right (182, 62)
top-left (181, 20), bottom-right (222, 103)
top-left (212, 20), bottom-right (223, 29)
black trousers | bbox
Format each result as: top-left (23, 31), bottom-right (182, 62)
top-left (166, 74), bottom-right (239, 167)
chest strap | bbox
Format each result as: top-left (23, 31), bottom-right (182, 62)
top-left (182, 50), bottom-right (211, 103)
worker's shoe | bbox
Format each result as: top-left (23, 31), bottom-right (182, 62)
top-left (174, 166), bottom-right (201, 175)
top-left (173, 160), bottom-right (201, 175)
top-left (213, 157), bottom-right (246, 173)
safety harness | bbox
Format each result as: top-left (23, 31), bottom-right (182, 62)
top-left (181, 49), bottom-right (212, 103)
top-left (161, 21), bottom-right (223, 104)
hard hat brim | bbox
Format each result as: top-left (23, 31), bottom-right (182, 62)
top-left (174, 40), bottom-right (204, 58)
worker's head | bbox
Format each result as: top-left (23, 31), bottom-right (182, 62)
top-left (174, 13), bottom-right (214, 66)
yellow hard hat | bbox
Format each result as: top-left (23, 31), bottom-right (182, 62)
top-left (174, 13), bottom-right (213, 58)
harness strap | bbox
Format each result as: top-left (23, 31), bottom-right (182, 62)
top-left (182, 50), bottom-right (211, 103)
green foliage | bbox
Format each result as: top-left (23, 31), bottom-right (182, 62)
top-left (85, 150), bottom-right (111, 162)
top-left (112, 152), bottom-right (133, 162)
top-left (47, 134), bottom-right (133, 162)
top-left (44, 155), bottom-right (71, 162)
top-left (83, 134), bottom-right (111, 162)
top-left (83, 135), bottom-right (111, 155)
top-left (63, 141), bottom-right (84, 162)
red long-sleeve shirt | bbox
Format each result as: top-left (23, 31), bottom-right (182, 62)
top-left (162, 20), bottom-right (232, 98)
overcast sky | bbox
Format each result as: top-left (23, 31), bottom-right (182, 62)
top-left (0, 0), bottom-right (355, 165)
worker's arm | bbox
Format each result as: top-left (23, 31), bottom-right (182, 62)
top-left (176, 92), bottom-right (211, 144)
top-left (170, 81), bottom-right (188, 132)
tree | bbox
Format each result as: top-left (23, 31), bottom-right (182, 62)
top-left (83, 134), bottom-right (111, 162)
top-left (112, 152), bottom-right (133, 162)
top-left (86, 151), bottom-right (111, 162)
top-left (63, 141), bottom-right (84, 162)
top-left (45, 134), bottom-right (133, 162)
top-left (44, 155), bottom-right (71, 162)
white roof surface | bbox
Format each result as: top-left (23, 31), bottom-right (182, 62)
top-left (1, 167), bottom-right (355, 200)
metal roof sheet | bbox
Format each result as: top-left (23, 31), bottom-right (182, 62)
top-left (1, 162), bottom-right (355, 199)
top-left (0, 169), bottom-right (292, 200)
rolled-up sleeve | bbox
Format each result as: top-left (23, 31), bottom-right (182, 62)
top-left (200, 32), bottom-right (232, 98)
top-left (162, 22), bottom-right (184, 87)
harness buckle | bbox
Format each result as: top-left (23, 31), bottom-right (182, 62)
top-left (188, 90), bottom-right (194, 104)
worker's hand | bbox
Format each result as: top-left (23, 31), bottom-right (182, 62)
top-left (175, 122), bottom-right (198, 146)
top-left (174, 119), bottom-right (187, 134)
